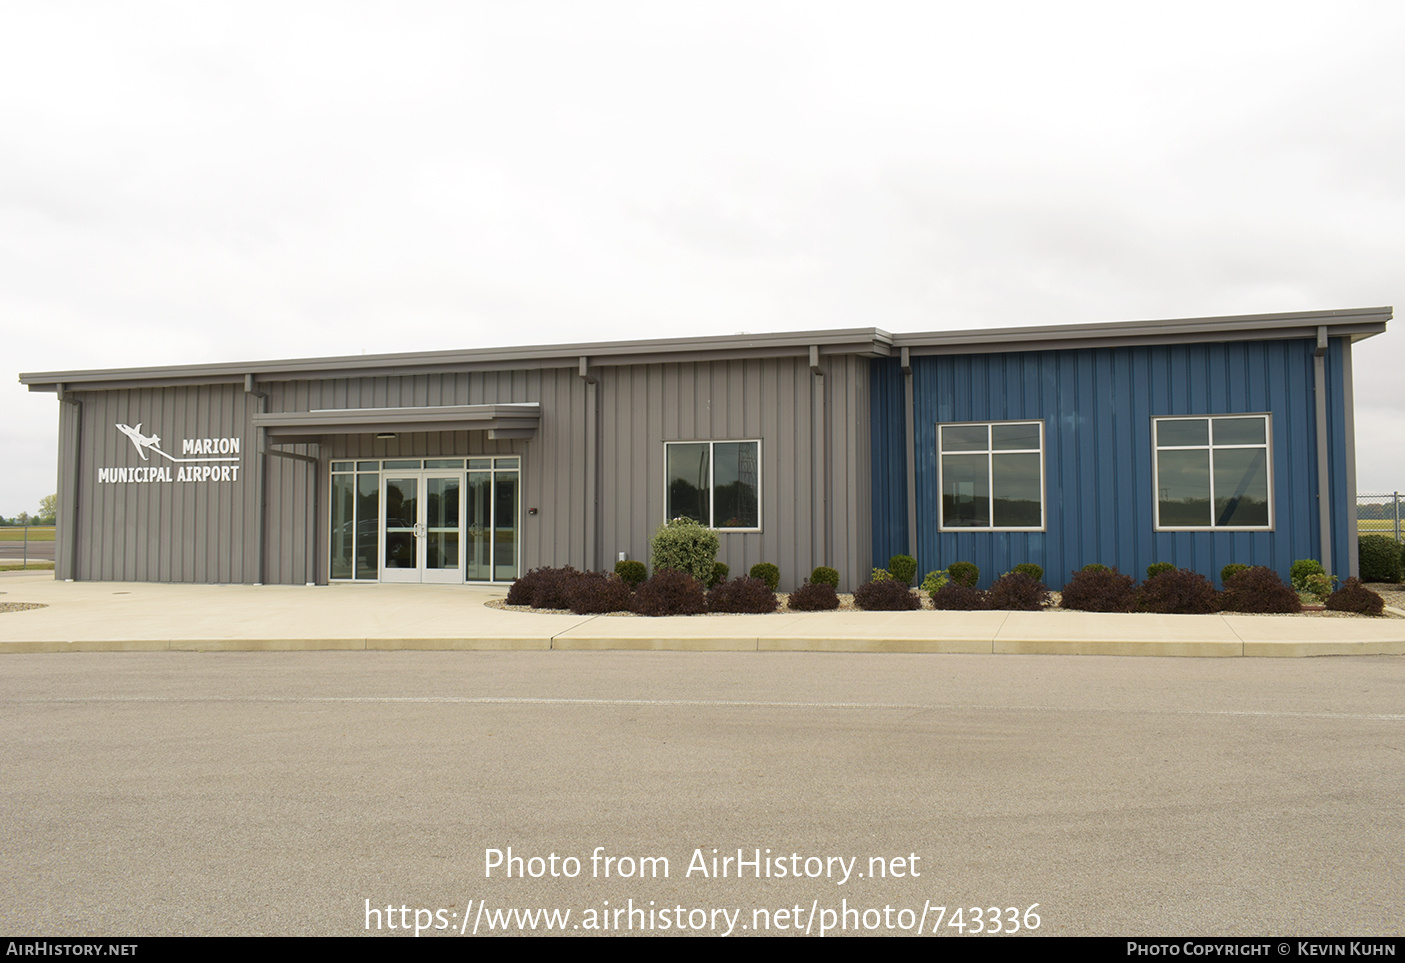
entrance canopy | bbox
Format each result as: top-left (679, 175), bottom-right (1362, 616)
top-left (252, 403), bottom-right (541, 443)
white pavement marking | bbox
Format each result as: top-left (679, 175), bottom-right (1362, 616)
top-left (7, 694), bottom-right (1403, 721)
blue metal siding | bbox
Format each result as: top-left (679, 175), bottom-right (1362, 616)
top-left (872, 338), bottom-right (1347, 589)
top-left (869, 359), bottom-right (908, 565)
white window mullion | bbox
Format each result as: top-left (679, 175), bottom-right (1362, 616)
top-left (986, 424), bottom-right (996, 527)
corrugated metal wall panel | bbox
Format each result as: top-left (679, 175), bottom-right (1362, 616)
top-left (583, 355), bottom-right (865, 590)
top-left (868, 359), bottom-right (908, 568)
top-left (1327, 337), bottom-right (1353, 576)
top-left (873, 338), bottom-right (1344, 589)
top-left (64, 385), bottom-right (259, 583)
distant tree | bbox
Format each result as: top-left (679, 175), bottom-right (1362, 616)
top-left (37, 494), bottom-right (56, 523)
top-left (16, 511), bottom-right (30, 525)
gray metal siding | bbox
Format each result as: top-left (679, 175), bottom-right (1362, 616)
top-left (65, 385), bottom-right (259, 583)
top-left (60, 353), bottom-right (870, 589)
top-left (594, 355), bottom-right (869, 591)
top-left (268, 369), bottom-right (571, 580)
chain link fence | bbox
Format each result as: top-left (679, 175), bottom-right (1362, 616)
top-left (0, 525), bottom-right (56, 568)
top-left (1357, 492), bottom-right (1405, 543)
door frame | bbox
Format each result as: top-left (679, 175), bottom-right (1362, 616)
top-left (379, 471), bottom-right (465, 584)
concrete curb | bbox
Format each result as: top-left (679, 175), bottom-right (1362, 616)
top-left (3, 575), bottom-right (1405, 657)
top-left (5, 633), bottom-right (1405, 657)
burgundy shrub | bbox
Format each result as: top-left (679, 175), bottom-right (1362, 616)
top-left (929, 582), bottom-right (988, 611)
top-left (1059, 567), bottom-right (1138, 613)
top-left (567, 572), bottom-right (634, 615)
top-left (707, 576), bottom-right (779, 614)
top-left (506, 566), bottom-right (585, 609)
top-left (787, 581), bottom-right (840, 611)
top-left (1220, 566), bottom-right (1302, 614)
top-left (631, 569), bottom-right (708, 617)
top-left (1137, 568), bottom-right (1220, 615)
top-left (1325, 577), bottom-right (1385, 616)
top-left (854, 579), bottom-right (921, 611)
top-left (985, 572), bottom-right (1050, 611)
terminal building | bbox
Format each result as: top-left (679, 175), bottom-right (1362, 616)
top-left (18, 306), bottom-right (1389, 590)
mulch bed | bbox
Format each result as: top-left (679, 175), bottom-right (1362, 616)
top-left (487, 584), bottom-right (1405, 618)
top-left (0, 601), bottom-right (48, 613)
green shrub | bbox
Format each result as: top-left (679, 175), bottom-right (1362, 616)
top-left (854, 579), bottom-right (920, 611)
top-left (947, 561), bottom-right (979, 588)
top-left (1146, 561), bottom-right (1175, 580)
top-left (809, 566), bottom-right (840, 587)
top-left (1220, 563), bottom-right (1249, 586)
top-left (1080, 563), bottom-right (1110, 573)
top-left (749, 562), bottom-right (780, 591)
top-left (1358, 535), bottom-right (1402, 583)
top-left (1326, 577), bottom-right (1384, 616)
top-left (869, 567), bottom-right (893, 582)
top-left (650, 518), bottom-right (719, 583)
top-left (1012, 562), bottom-right (1044, 582)
top-left (919, 569), bottom-right (949, 594)
top-left (887, 554), bottom-right (917, 586)
top-left (788, 581), bottom-right (840, 611)
top-left (1300, 572), bottom-right (1336, 603)
top-left (1290, 559), bottom-right (1325, 586)
top-left (614, 559), bottom-right (647, 588)
top-left (708, 562), bottom-right (729, 588)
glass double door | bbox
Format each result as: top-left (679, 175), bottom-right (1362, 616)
top-left (378, 462), bottom-right (520, 583)
top-left (381, 473), bottom-right (464, 584)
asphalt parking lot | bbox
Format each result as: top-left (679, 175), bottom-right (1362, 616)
top-left (2, 649), bottom-right (1401, 936)
top-left (0, 540), bottom-right (54, 561)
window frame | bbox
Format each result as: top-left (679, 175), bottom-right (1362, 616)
top-left (1152, 414), bottom-right (1273, 532)
top-left (328, 456), bottom-right (522, 583)
top-left (936, 420), bottom-right (1046, 532)
top-left (663, 439), bottom-right (762, 532)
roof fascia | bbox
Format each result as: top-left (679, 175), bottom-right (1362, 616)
top-left (254, 404), bottom-right (542, 439)
top-left (19, 329), bottom-right (894, 390)
top-left (893, 307), bottom-right (1391, 355)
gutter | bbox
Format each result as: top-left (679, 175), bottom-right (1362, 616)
top-left (1314, 328), bottom-right (1333, 575)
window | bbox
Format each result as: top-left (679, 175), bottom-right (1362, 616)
top-left (665, 441), bottom-right (760, 529)
top-left (938, 421), bottom-right (1044, 530)
top-left (329, 461), bottom-right (381, 580)
top-left (1154, 415), bottom-right (1271, 529)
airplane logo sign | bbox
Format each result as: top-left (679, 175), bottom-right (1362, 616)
top-left (114, 423), bottom-right (239, 463)
top-left (115, 423), bottom-right (163, 461)
top-left (101, 424), bottom-right (243, 485)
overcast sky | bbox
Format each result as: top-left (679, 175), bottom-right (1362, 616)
top-left (5, 0), bottom-right (1404, 516)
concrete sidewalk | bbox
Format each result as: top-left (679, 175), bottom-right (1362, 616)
top-left (2, 571), bottom-right (1404, 657)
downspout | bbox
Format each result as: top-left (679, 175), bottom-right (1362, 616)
top-left (245, 374), bottom-right (269, 585)
top-left (579, 357), bottom-right (598, 573)
top-left (901, 347), bottom-right (917, 563)
top-left (811, 345), bottom-right (828, 575)
top-left (56, 383), bottom-right (81, 581)
top-left (1342, 338), bottom-right (1360, 579)
top-left (1314, 327), bottom-right (1332, 575)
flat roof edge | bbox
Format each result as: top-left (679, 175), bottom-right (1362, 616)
top-left (890, 306), bottom-right (1392, 350)
top-left (18, 307), bottom-right (1390, 389)
top-left (18, 328), bottom-right (894, 388)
